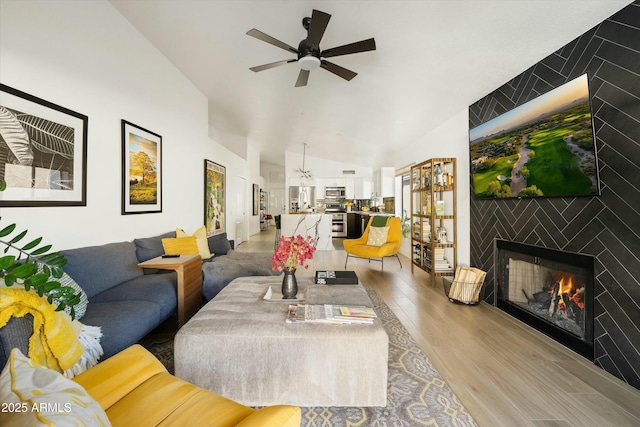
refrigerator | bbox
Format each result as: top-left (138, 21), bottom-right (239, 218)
top-left (289, 186), bottom-right (316, 212)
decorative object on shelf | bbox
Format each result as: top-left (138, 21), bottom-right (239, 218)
top-left (436, 226), bottom-right (448, 243)
top-left (272, 235), bottom-right (316, 299)
top-left (0, 84), bottom-right (88, 207)
top-left (204, 159), bottom-right (226, 236)
top-left (121, 120), bottom-right (162, 214)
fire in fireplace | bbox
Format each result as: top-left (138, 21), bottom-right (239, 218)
top-left (496, 240), bottom-right (594, 359)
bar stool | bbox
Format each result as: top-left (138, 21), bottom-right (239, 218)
top-left (274, 215), bottom-right (281, 248)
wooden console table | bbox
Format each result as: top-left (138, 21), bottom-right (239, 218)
top-left (138, 255), bottom-right (202, 327)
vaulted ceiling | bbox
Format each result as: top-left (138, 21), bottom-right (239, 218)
top-left (111, 0), bottom-right (631, 168)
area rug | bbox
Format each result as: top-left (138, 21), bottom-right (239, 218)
top-left (140, 287), bottom-right (477, 427)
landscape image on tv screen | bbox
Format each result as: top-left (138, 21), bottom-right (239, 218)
top-left (470, 74), bottom-right (600, 199)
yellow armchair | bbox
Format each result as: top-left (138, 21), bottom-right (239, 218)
top-left (343, 216), bottom-right (403, 272)
top-left (72, 344), bottom-right (301, 427)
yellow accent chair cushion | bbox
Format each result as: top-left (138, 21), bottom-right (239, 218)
top-left (71, 344), bottom-right (301, 427)
top-left (344, 217), bottom-right (403, 272)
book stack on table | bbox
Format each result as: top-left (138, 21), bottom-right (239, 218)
top-left (315, 270), bottom-right (359, 285)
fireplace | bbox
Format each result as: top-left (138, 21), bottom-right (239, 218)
top-left (495, 240), bottom-right (594, 359)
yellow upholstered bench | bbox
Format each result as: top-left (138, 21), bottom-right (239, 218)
top-left (72, 344), bottom-right (301, 427)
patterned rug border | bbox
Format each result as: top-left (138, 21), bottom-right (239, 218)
top-left (141, 286), bottom-right (478, 427)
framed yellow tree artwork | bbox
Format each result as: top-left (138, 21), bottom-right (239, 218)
top-left (121, 120), bottom-right (162, 214)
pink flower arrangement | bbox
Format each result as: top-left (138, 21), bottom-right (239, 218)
top-left (272, 235), bottom-right (316, 272)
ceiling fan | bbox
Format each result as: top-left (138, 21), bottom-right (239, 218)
top-left (246, 9), bottom-right (376, 87)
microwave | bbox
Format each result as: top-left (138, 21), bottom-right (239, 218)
top-left (325, 187), bottom-right (346, 199)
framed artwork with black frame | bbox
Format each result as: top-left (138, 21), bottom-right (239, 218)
top-left (205, 159), bottom-right (226, 236)
top-left (121, 120), bottom-right (162, 214)
top-left (0, 84), bottom-right (88, 207)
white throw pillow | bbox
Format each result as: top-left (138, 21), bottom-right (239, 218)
top-left (367, 226), bottom-right (390, 246)
top-left (0, 348), bottom-right (111, 427)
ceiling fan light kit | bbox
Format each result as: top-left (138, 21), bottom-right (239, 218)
top-left (298, 55), bottom-right (320, 71)
top-left (247, 9), bottom-right (376, 87)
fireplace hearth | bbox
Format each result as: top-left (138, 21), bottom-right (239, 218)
top-left (495, 240), bottom-right (594, 359)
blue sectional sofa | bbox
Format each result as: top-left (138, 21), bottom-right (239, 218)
top-left (0, 231), bottom-right (277, 368)
top-left (60, 240), bottom-right (178, 359)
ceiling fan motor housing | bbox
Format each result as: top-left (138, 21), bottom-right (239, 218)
top-left (297, 38), bottom-right (321, 70)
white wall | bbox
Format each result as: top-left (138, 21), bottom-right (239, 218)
top-left (395, 110), bottom-right (471, 266)
top-left (0, 0), bottom-right (255, 250)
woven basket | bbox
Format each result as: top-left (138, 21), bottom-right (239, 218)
top-left (443, 266), bottom-right (486, 305)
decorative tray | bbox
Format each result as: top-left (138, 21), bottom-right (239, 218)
top-left (263, 285), bottom-right (307, 302)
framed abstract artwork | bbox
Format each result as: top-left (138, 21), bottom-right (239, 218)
top-left (0, 84), bottom-right (88, 206)
top-left (121, 120), bottom-right (162, 214)
top-left (204, 159), bottom-right (226, 236)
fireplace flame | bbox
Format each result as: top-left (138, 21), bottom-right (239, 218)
top-left (550, 275), bottom-right (585, 312)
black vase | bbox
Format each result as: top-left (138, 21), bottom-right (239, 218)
top-left (282, 268), bottom-right (298, 299)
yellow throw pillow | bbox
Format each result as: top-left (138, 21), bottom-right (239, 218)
top-left (176, 226), bottom-right (213, 259)
top-left (161, 236), bottom-right (199, 256)
top-left (367, 226), bottom-right (389, 246)
top-left (0, 348), bottom-right (111, 427)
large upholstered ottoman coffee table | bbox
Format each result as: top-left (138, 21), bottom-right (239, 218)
top-left (174, 276), bottom-right (388, 407)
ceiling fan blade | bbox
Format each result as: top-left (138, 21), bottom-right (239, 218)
top-left (320, 60), bottom-right (357, 81)
top-left (307, 9), bottom-right (331, 46)
top-left (295, 69), bottom-right (310, 87)
top-left (250, 59), bottom-right (297, 72)
top-left (321, 38), bottom-right (376, 58)
top-left (246, 28), bottom-right (298, 54)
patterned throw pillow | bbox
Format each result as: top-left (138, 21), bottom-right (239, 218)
top-left (0, 348), bottom-right (111, 427)
top-left (367, 226), bottom-right (390, 246)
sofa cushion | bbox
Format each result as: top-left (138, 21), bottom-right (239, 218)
top-left (0, 348), bottom-right (111, 427)
top-left (81, 301), bottom-right (165, 359)
top-left (90, 274), bottom-right (177, 320)
top-left (207, 233), bottom-right (232, 256)
top-left (62, 242), bottom-right (143, 300)
top-left (134, 231), bottom-right (175, 263)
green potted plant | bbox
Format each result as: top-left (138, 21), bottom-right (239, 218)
top-left (0, 181), bottom-right (81, 319)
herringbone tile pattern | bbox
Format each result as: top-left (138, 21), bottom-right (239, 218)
top-left (469, 2), bottom-right (640, 390)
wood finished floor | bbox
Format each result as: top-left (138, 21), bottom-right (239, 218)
top-left (237, 227), bottom-right (640, 427)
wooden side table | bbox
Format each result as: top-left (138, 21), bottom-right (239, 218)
top-left (138, 255), bottom-right (202, 328)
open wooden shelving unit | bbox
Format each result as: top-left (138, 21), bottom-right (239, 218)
top-left (410, 158), bottom-right (457, 283)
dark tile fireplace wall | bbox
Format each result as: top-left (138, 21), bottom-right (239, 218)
top-left (468, 1), bottom-right (640, 391)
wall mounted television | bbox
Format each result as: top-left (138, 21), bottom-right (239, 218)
top-left (469, 73), bottom-right (600, 199)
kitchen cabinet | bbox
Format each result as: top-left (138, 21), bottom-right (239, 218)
top-left (354, 178), bottom-right (372, 199)
top-left (316, 179), bottom-right (325, 199)
top-left (344, 179), bottom-right (355, 199)
top-left (373, 167), bottom-right (395, 198)
top-left (325, 178), bottom-right (346, 187)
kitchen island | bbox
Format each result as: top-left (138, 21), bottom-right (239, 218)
top-left (280, 213), bottom-right (333, 250)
